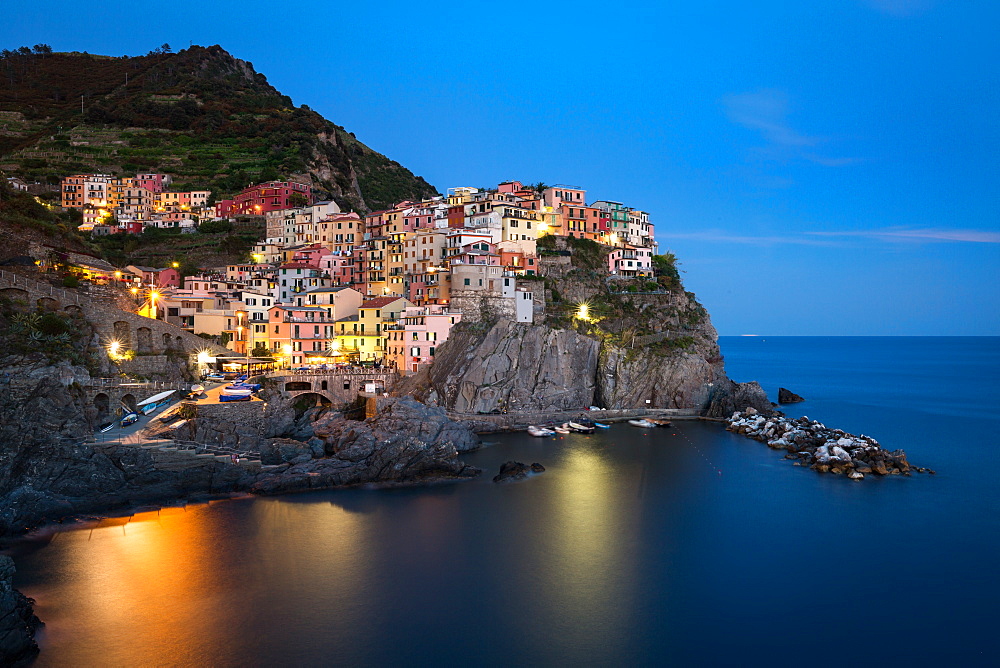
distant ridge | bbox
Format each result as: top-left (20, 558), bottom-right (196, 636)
top-left (0, 44), bottom-right (437, 211)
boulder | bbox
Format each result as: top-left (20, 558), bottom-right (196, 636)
top-left (493, 461), bottom-right (531, 483)
top-left (0, 555), bottom-right (41, 666)
top-left (778, 387), bottom-right (805, 404)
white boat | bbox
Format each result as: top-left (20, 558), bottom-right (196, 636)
top-left (136, 389), bottom-right (176, 408)
top-left (190, 384), bottom-right (205, 394)
top-left (527, 425), bottom-right (555, 437)
top-left (553, 426), bottom-right (571, 434)
top-left (221, 387), bottom-right (253, 397)
top-left (629, 419), bottom-right (656, 428)
top-left (567, 421), bottom-right (595, 434)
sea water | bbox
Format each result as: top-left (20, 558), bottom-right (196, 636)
top-left (7, 337), bottom-right (1000, 666)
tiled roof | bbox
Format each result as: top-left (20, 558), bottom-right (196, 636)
top-left (360, 297), bottom-right (406, 308)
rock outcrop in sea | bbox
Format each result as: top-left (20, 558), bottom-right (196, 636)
top-left (778, 387), bottom-right (805, 404)
top-left (0, 555), bottom-right (41, 667)
top-left (726, 408), bottom-right (931, 480)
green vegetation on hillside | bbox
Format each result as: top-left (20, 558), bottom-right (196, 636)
top-left (0, 45), bottom-right (437, 211)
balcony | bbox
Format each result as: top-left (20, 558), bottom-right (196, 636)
top-left (283, 316), bottom-right (335, 323)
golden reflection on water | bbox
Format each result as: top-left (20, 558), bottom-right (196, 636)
top-left (32, 504), bottom-right (246, 666)
top-left (533, 444), bottom-right (640, 658)
top-left (30, 499), bottom-right (383, 667)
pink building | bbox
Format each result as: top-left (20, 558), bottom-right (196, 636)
top-left (267, 305), bottom-right (337, 367)
top-left (135, 173), bottom-right (172, 193)
top-left (126, 265), bottom-right (181, 288)
top-left (216, 180), bottom-right (312, 217)
top-left (608, 247), bottom-right (652, 277)
top-left (386, 305), bottom-right (463, 374)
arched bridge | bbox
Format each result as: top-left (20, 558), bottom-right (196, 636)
top-left (268, 369), bottom-right (399, 407)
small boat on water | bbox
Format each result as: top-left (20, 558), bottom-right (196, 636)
top-left (527, 425), bottom-right (555, 437)
top-left (566, 421), bottom-right (595, 434)
top-left (594, 422), bottom-right (611, 429)
top-left (649, 419), bottom-right (673, 428)
top-left (553, 425), bottom-right (571, 434)
top-left (628, 419), bottom-right (656, 428)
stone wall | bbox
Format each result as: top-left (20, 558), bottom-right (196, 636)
top-left (0, 269), bottom-right (231, 361)
top-left (448, 290), bottom-right (516, 323)
top-left (182, 400), bottom-right (268, 449)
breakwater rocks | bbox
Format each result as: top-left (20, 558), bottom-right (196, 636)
top-left (726, 408), bottom-right (933, 480)
top-left (0, 555), bottom-right (41, 667)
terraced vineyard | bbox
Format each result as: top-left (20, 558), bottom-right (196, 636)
top-left (0, 46), bottom-right (437, 211)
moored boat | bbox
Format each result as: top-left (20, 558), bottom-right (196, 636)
top-left (553, 426), bottom-right (571, 434)
top-left (594, 422), bottom-right (611, 429)
top-left (649, 419), bottom-right (673, 428)
top-left (527, 425), bottom-right (555, 437)
top-left (567, 421), bottom-right (595, 434)
top-left (628, 419), bottom-right (656, 428)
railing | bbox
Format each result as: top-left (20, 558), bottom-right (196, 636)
top-left (0, 269), bottom-right (83, 305)
top-left (270, 368), bottom-right (398, 377)
top-left (88, 378), bottom-right (187, 389)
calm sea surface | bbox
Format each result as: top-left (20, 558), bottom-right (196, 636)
top-left (8, 337), bottom-right (1000, 667)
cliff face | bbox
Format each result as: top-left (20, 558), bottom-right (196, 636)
top-left (416, 238), bottom-right (770, 416)
top-left (0, 555), bottom-right (41, 667)
top-left (422, 320), bottom-right (600, 413)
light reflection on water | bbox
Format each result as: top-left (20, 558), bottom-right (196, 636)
top-left (8, 410), bottom-right (1000, 666)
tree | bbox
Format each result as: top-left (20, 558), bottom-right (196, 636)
top-left (532, 182), bottom-right (549, 194)
top-left (161, 43), bottom-right (172, 54)
top-left (251, 343), bottom-right (270, 357)
top-left (32, 44), bottom-right (52, 55)
top-left (288, 192), bottom-right (308, 208)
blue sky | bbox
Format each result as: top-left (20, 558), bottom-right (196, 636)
top-left (4, 0), bottom-right (998, 334)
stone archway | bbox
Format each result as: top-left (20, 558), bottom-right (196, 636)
top-left (163, 333), bottom-right (173, 349)
top-left (136, 327), bottom-right (152, 353)
top-left (121, 393), bottom-right (138, 413)
top-left (174, 336), bottom-right (184, 351)
top-left (291, 392), bottom-right (333, 417)
top-left (0, 287), bottom-right (28, 302)
top-left (64, 304), bottom-right (82, 316)
top-left (37, 297), bottom-right (59, 311)
top-left (321, 380), bottom-right (328, 390)
top-left (285, 381), bottom-right (311, 391)
top-left (94, 392), bottom-right (110, 423)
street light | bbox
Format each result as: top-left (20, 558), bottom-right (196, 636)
top-left (149, 289), bottom-right (160, 320)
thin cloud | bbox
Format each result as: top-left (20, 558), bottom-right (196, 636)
top-left (862, 0), bottom-right (934, 17)
top-left (723, 89), bottom-right (857, 167)
top-left (809, 227), bottom-right (1000, 243)
top-left (663, 230), bottom-right (838, 246)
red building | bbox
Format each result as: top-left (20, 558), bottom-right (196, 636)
top-left (215, 180), bottom-right (313, 217)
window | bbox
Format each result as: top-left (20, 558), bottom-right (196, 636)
top-left (464, 278), bottom-right (470, 286)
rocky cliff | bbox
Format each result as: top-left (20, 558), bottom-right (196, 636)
top-left (413, 237), bottom-right (770, 417)
top-left (0, 555), bottom-right (41, 666)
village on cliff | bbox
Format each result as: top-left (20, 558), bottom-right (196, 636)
top-left (18, 173), bottom-right (659, 373)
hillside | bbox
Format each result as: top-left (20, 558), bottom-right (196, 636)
top-left (0, 45), bottom-right (437, 212)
